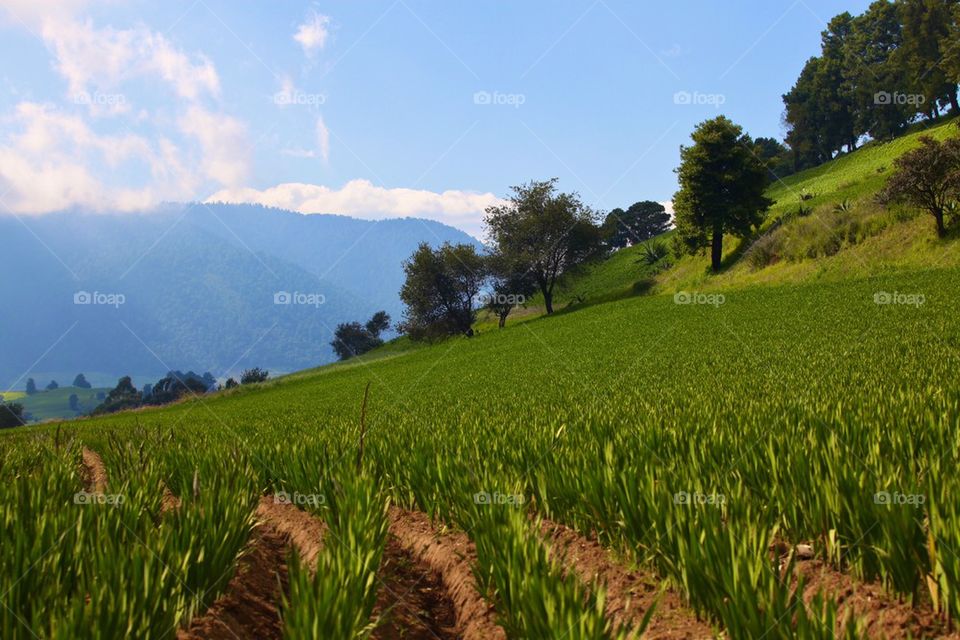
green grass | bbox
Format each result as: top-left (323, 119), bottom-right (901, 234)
top-left (652, 118), bottom-right (960, 295)
top-left (5, 120), bottom-right (960, 637)
top-left (5, 264), bottom-right (960, 636)
top-left (0, 391), bottom-right (25, 401)
top-left (17, 387), bottom-right (110, 422)
top-left (765, 118), bottom-right (959, 223)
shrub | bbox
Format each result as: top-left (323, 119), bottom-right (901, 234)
top-left (745, 233), bottom-right (782, 270)
top-left (240, 368), bottom-right (269, 385)
top-left (639, 239), bottom-right (669, 265)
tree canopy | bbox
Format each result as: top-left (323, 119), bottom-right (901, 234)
top-left (331, 311), bottom-right (392, 360)
top-left (673, 116), bottom-right (773, 272)
top-left (783, 0), bottom-right (960, 172)
top-left (602, 201), bottom-right (671, 249)
top-left (399, 242), bottom-right (486, 340)
top-left (484, 179), bottom-right (602, 314)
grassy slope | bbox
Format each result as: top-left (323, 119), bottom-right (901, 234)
top-left (17, 387), bottom-right (109, 422)
top-left (656, 118), bottom-right (960, 293)
top-left (334, 119), bottom-right (960, 363)
top-left (4, 118), bottom-right (958, 427)
top-left (7, 263), bottom-right (958, 439)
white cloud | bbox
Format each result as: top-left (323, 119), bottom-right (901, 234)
top-left (0, 102), bottom-right (196, 214)
top-left (179, 106), bottom-right (250, 187)
top-left (293, 12), bottom-right (331, 55)
top-left (0, 3), bottom-right (249, 214)
top-left (315, 116), bottom-right (330, 162)
top-left (0, 5), bottom-right (221, 115)
top-left (206, 179), bottom-right (505, 237)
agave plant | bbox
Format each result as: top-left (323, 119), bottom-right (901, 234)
top-left (833, 198), bottom-right (853, 214)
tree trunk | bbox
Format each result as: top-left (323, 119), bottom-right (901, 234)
top-left (950, 89), bottom-right (959, 115)
top-left (935, 209), bottom-right (946, 237)
top-left (711, 226), bottom-right (723, 272)
top-left (541, 282), bottom-right (554, 314)
top-left (498, 312), bottom-right (507, 329)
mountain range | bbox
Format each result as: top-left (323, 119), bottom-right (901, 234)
top-left (1, 204), bottom-right (480, 388)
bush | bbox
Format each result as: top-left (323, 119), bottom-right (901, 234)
top-left (240, 368), bottom-right (269, 385)
top-left (745, 233), bottom-right (782, 270)
top-left (0, 402), bottom-right (26, 428)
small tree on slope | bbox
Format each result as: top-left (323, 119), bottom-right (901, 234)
top-left (880, 135), bottom-right (960, 237)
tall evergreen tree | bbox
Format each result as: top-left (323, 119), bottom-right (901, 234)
top-left (899, 0), bottom-right (958, 117)
top-left (845, 0), bottom-right (912, 140)
top-left (673, 117), bottom-right (773, 272)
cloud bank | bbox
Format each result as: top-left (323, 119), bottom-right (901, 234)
top-left (206, 180), bottom-right (504, 237)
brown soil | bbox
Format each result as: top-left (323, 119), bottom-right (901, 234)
top-left (372, 535), bottom-right (459, 639)
top-left (177, 496), bottom-right (329, 640)
top-left (540, 519), bottom-right (715, 640)
top-left (790, 557), bottom-right (954, 639)
top-left (255, 496), bottom-right (327, 570)
top-left (176, 524), bottom-right (289, 640)
top-left (387, 507), bottom-right (506, 640)
top-left (80, 446), bottom-right (108, 493)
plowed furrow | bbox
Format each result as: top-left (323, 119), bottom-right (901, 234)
top-left (386, 507), bottom-right (506, 640)
top-left (541, 519), bottom-right (715, 640)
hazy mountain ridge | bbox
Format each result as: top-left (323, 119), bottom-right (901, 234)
top-left (1, 204), bottom-right (480, 385)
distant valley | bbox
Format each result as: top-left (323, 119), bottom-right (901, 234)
top-left (1, 204), bottom-right (480, 387)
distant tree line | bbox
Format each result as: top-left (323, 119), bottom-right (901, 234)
top-left (783, 0), bottom-right (960, 171)
top-left (92, 368), bottom-right (268, 415)
top-left (394, 179), bottom-right (679, 341)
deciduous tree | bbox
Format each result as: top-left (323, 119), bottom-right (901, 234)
top-left (880, 135), bottom-right (960, 236)
top-left (484, 179), bottom-right (602, 314)
top-left (399, 243), bottom-right (486, 339)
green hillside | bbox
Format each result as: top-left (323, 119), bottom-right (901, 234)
top-left (6, 263), bottom-right (960, 636)
top-left (478, 119), bottom-right (960, 323)
top-left (16, 387), bottom-right (109, 422)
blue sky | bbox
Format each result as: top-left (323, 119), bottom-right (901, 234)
top-left (0, 0), bottom-right (871, 236)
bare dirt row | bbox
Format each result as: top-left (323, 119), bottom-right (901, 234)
top-left (541, 519), bottom-right (713, 639)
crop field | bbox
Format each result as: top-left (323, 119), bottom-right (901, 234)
top-left (3, 265), bottom-right (960, 639)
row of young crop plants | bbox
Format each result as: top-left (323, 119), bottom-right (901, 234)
top-left (0, 427), bottom-right (641, 639)
top-left (4, 388), bottom-right (959, 638)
